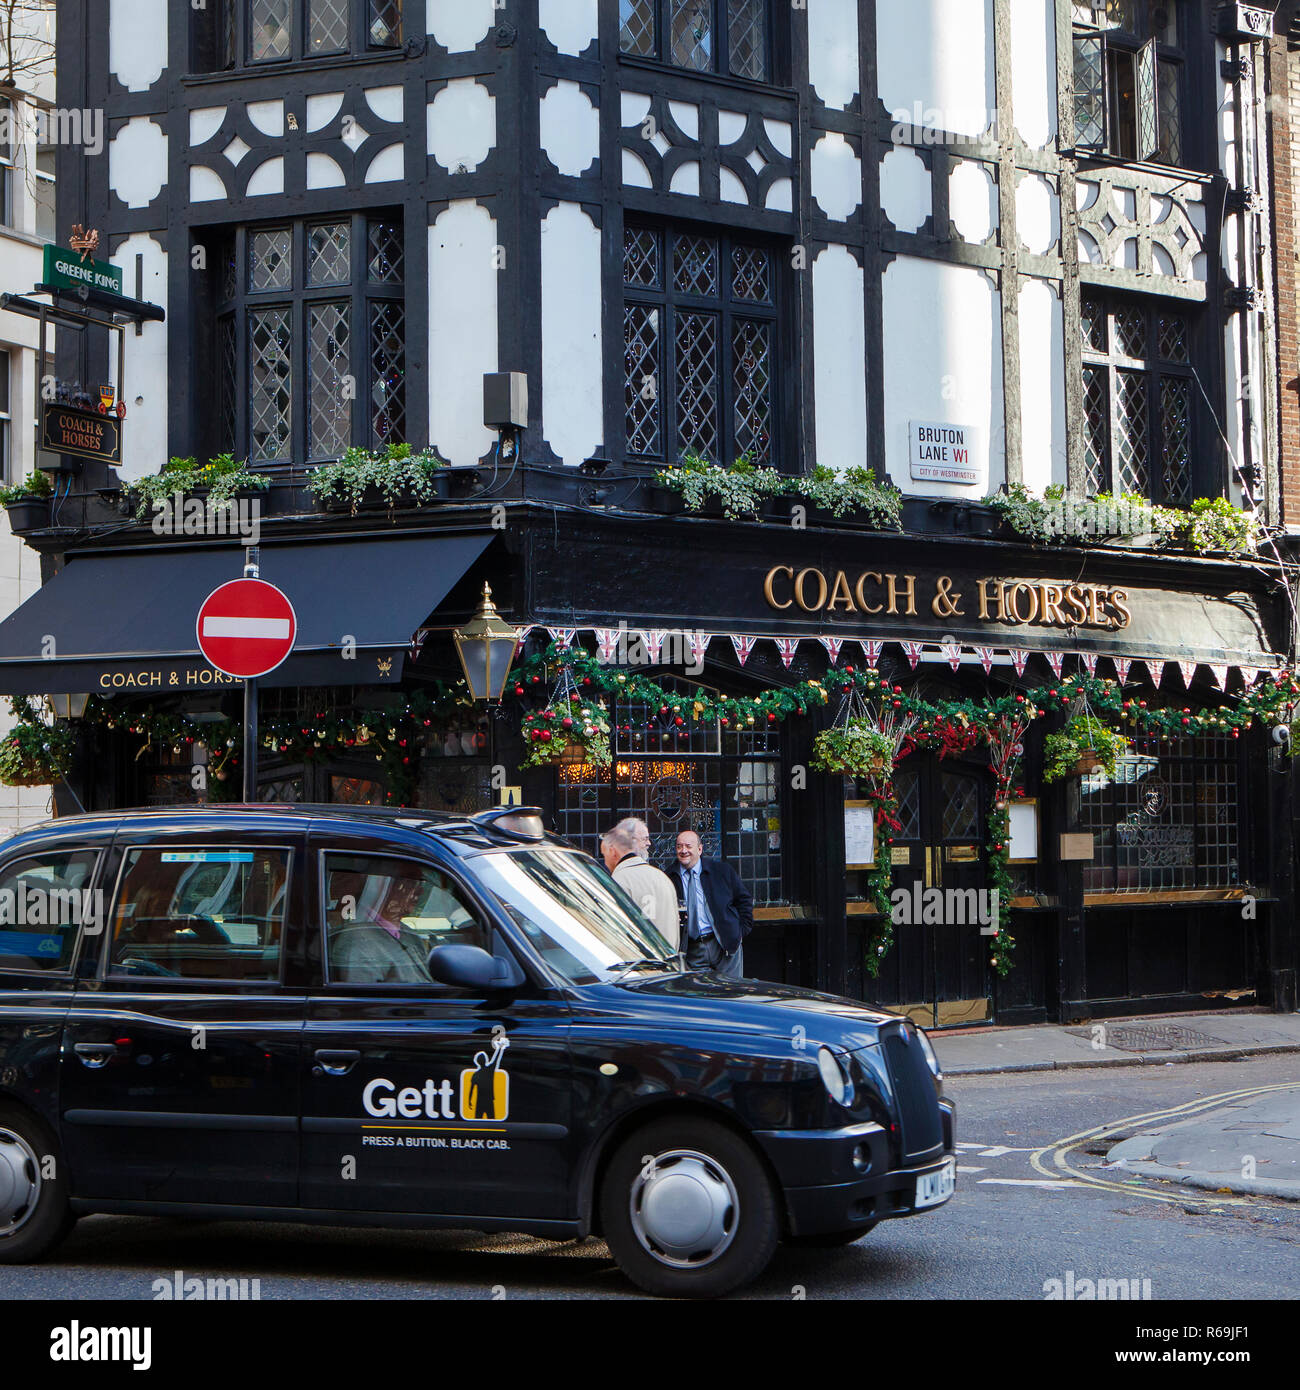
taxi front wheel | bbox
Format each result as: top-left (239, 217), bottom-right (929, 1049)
top-left (600, 1117), bottom-right (780, 1299)
top-left (0, 1105), bottom-right (74, 1264)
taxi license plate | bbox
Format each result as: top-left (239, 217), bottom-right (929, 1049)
top-left (914, 1157), bottom-right (955, 1208)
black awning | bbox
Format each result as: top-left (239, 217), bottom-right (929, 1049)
top-left (0, 532), bottom-right (492, 696)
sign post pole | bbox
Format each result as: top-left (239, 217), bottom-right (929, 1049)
top-left (242, 547), bottom-right (260, 802)
top-left (196, 557), bottom-right (296, 805)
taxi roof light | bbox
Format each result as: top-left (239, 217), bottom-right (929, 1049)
top-left (472, 807), bottom-right (547, 841)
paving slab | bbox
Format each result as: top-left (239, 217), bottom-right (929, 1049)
top-left (932, 1009), bottom-right (1300, 1076)
top-left (1105, 1088), bottom-right (1300, 1199)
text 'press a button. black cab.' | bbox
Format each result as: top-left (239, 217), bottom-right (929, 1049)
top-left (0, 802), bottom-right (955, 1299)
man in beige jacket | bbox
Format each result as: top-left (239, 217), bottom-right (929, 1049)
top-left (600, 818), bottom-right (680, 951)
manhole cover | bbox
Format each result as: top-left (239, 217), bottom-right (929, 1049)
top-left (1067, 1023), bottom-right (1224, 1052)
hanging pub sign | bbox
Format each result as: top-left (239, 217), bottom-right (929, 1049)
top-left (42, 243), bottom-right (123, 296)
top-left (40, 401), bottom-right (123, 464)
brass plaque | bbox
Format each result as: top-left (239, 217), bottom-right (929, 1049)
top-left (890, 846), bottom-right (911, 865)
top-left (945, 845), bottom-right (978, 862)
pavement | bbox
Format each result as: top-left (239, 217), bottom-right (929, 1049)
top-left (933, 1008), bottom-right (1300, 1201)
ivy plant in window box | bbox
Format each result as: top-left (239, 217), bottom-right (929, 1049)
top-left (307, 443), bottom-right (448, 515)
top-left (1042, 713), bottom-right (1131, 784)
top-left (0, 470), bottom-right (53, 532)
top-left (794, 466), bottom-right (904, 529)
top-left (125, 454), bottom-right (272, 521)
top-left (651, 451), bottom-right (785, 520)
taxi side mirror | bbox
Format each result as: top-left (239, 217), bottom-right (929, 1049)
top-left (428, 943), bottom-right (525, 992)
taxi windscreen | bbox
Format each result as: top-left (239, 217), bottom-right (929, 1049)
top-left (471, 849), bottom-right (677, 985)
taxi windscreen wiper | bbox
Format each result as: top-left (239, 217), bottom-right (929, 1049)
top-left (607, 956), bottom-right (678, 982)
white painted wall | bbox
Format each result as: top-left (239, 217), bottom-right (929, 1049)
top-left (1018, 277), bottom-right (1065, 494)
top-left (429, 202), bottom-right (499, 468)
top-left (881, 256), bottom-right (1005, 495)
top-left (541, 205), bottom-right (602, 466)
top-left (808, 0), bottom-right (859, 111)
top-left (812, 246), bottom-right (867, 471)
top-left (428, 79), bottom-right (496, 174)
top-left (540, 81), bottom-right (599, 178)
top-left (110, 235), bottom-right (168, 482)
top-left (877, 0), bottom-right (995, 141)
top-left (539, 0), bottom-right (598, 55)
top-left (427, 0), bottom-right (494, 53)
top-left (108, 118), bottom-right (168, 210)
top-left (1009, 0), bottom-right (1056, 150)
top-left (109, 0), bottom-right (166, 93)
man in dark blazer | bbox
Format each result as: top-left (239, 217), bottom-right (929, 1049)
top-left (666, 829), bottom-right (753, 978)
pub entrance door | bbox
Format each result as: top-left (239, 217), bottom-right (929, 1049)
top-left (881, 754), bottom-right (992, 1027)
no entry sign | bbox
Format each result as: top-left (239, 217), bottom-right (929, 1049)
top-left (197, 579), bottom-right (297, 680)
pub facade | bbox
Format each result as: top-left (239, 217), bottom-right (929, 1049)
top-left (1, 0), bottom-right (1295, 1025)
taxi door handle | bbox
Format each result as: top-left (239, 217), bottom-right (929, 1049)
top-left (73, 1043), bottom-right (119, 1069)
top-left (314, 1049), bottom-right (361, 1076)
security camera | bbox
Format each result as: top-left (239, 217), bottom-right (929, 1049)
top-left (1271, 724), bottom-right (1291, 748)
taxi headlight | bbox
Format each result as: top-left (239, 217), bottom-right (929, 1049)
top-left (817, 1046), bottom-right (853, 1107)
top-left (915, 1026), bottom-right (942, 1080)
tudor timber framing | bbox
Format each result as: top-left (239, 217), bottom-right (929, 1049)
top-left (61, 0), bottom-right (1251, 499)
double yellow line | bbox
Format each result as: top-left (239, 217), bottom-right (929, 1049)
top-left (1030, 1082), bottom-right (1300, 1207)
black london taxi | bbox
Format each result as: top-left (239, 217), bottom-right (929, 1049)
top-left (0, 804), bottom-right (955, 1298)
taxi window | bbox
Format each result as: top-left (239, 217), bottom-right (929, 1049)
top-left (108, 846), bottom-right (290, 982)
top-left (323, 853), bottom-right (487, 985)
top-left (0, 849), bottom-right (99, 973)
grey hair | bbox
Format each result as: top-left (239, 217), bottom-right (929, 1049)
top-left (604, 819), bottom-right (642, 852)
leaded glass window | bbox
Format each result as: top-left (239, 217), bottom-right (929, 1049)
top-left (1078, 736), bottom-right (1241, 893)
top-left (554, 675), bottom-right (784, 905)
top-left (1071, 0), bottom-right (1183, 165)
top-left (223, 0), bottom-right (403, 66)
top-left (623, 224), bottom-right (782, 465)
top-left (1079, 294), bottom-right (1195, 505)
top-left (214, 215), bottom-right (406, 465)
top-left (619, 0), bottom-right (771, 82)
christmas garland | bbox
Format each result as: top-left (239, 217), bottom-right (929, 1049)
top-left (60, 644), bottom-right (1300, 981)
top-left (516, 644), bottom-right (1300, 977)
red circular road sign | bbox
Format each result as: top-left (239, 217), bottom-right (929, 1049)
top-left (196, 579), bottom-right (297, 680)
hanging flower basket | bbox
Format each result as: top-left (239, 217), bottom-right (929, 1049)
top-left (811, 723), bottom-right (895, 778)
top-left (1042, 712), bottom-right (1130, 783)
top-left (520, 700), bottom-right (613, 769)
top-left (0, 699), bottom-right (76, 787)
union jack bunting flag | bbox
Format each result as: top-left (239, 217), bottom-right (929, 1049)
top-left (775, 637), bottom-right (801, 669)
top-left (730, 634), bottom-right (757, 665)
top-left (1111, 656), bottom-right (1131, 686)
top-left (819, 636), bottom-right (844, 665)
top-left (1009, 649), bottom-right (1029, 677)
top-left (901, 641), bottom-right (925, 670)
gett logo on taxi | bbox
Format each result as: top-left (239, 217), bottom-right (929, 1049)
top-left (362, 1037), bottom-right (510, 1123)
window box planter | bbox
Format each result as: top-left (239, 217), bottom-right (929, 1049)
top-left (315, 474), bottom-right (450, 514)
top-left (4, 498), bottom-right (51, 532)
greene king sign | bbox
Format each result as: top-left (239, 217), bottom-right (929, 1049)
top-left (43, 245), bottom-right (123, 295)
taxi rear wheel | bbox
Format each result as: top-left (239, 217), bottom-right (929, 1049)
top-left (0, 1105), bottom-right (73, 1264)
top-left (600, 1117), bottom-right (779, 1298)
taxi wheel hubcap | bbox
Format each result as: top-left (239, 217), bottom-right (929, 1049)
top-left (0, 1127), bottom-right (41, 1238)
top-left (629, 1148), bottom-right (739, 1268)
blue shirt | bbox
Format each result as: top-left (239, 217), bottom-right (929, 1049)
top-left (679, 862), bottom-right (715, 939)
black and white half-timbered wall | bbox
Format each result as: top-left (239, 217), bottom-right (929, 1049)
top-left (13, 0), bottom-right (1296, 1023)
